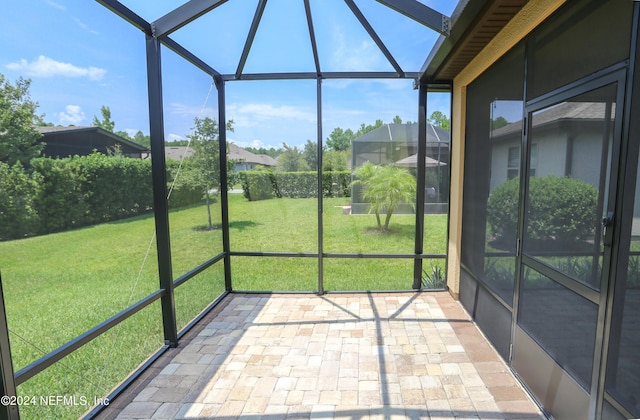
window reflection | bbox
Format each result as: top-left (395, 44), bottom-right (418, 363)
top-left (484, 100), bottom-right (524, 304)
top-left (521, 84), bottom-right (617, 289)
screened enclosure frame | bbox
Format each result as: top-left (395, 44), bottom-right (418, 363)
top-left (100, 0), bottom-right (454, 325)
top-left (0, 1), bottom-right (454, 418)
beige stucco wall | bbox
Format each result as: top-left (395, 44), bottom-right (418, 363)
top-left (446, 0), bottom-right (567, 298)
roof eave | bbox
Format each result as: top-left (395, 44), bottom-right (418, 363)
top-left (418, 0), bottom-right (529, 84)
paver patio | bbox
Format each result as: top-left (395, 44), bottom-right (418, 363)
top-left (94, 292), bottom-right (544, 419)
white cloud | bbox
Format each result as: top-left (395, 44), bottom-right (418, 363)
top-left (6, 56), bottom-right (106, 81)
top-left (227, 103), bottom-right (315, 128)
top-left (44, 0), bottom-right (66, 11)
top-left (74, 18), bottom-right (99, 35)
top-left (57, 105), bottom-right (86, 126)
top-left (330, 25), bottom-right (386, 72)
top-left (167, 133), bottom-right (185, 142)
top-left (230, 138), bottom-right (278, 150)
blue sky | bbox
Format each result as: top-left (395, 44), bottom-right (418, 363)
top-left (1, 0), bottom-right (454, 149)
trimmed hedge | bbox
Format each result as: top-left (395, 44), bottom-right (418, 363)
top-left (487, 176), bottom-right (598, 246)
top-left (0, 154), bottom-right (205, 240)
top-left (241, 170), bottom-right (351, 201)
top-left (0, 162), bottom-right (41, 240)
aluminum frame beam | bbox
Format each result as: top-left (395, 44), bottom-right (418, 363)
top-left (96, 0), bottom-right (152, 34)
top-left (376, 0), bottom-right (450, 35)
top-left (304, 0), bottom-right (322, 75)
top-left (344, 0), bottom-right (405, 77)
top-left (235, 0), bottom-right (268, 80)
top-left (221, 71), bottom-right (419, 81)
top-left (0, 275), bottom-right (19, 419)
top-left (161, 37), bottom-right (222, 79)
top-left (413, 84), bottom-right (428, 289)
top-left (145, 35), bottom-right (178, 347)
top-left (152, 0), bottom-right (229, 38)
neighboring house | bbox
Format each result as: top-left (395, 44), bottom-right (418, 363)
top-left (489, 102), bottom-right (611, 193)
top-left (351, 123), bottom-right (450, 169)
top-left (351, 123), bottom-right (450, 214)
top-left (165, 145), bottom-right (194, 161)
top-left (164, 143), bottom-right (277, 172)
top-left (228, 143), bottom-right (277, 170)
top-left (37, 126), bottom-right (149, 159)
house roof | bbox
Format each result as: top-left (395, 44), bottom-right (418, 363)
top-left (165, 143), bottom-right (277, 167)
top-left (165, 146), bottom-right (194, 160)
top-left (228, 143), bottom-right (277, 166)
top-left (490, 102), bottom-right (615, 139)
top-left (36, 125), bottom-right (149, 152)
top-left (352, 123), bottom-right (450, 145)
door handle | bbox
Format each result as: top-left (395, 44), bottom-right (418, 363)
top-left (602, 211), bottom-right (614, 246)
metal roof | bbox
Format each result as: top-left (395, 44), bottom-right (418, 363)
top-left (351, 123), bottom-right (450, 144)
top-left (96, 0), bottom-right (455, 84)
top-left (97, 0), bottom-right (530, 87)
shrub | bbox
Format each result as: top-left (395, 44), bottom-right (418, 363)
top-left (322, 171), bottom-right (351, 198)
top-left (31, 157), bottom-right (87, 232)
top-left (166, 160), bottom-right (205, 208)
top-left (241, 170), bottom-right (275, 201)
top-left (273, 172), bottom-right (317, 198)
top-left (0, 162), bottom-right (41, 240)
top-left (240, 170), bottom-right (352, 201)
top-left (487, 176), bottom-right (598, 246)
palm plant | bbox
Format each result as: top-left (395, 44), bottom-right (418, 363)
top-left (353, 162), bottom-right (416, 231)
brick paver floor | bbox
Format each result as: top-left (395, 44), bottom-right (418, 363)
top-left (94, 292), bottom-right (544, 419)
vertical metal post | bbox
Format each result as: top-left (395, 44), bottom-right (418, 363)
top-left (216, 78), bottom-right (233, 292)
top-left (0, 274), bottom-right (20, 420)
top-left (413, 84), bottom-right (428, 289)
top-left (595, 4), bottom-right (640, 418)
top-left (145, 35), bottom-right (178, 347)
top-left (317, 77), bottom-right (324, 295)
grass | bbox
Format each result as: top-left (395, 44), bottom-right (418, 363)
top-left (0, 193), bottom-right (447, 418)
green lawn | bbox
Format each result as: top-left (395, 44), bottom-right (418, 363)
top-left (0, 194), bottom-right (447, 418)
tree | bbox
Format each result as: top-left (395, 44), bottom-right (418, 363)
top-left (129, 130), bottom-right (151, 148)
top-left (245, 146), bottom-right (280, 158)
top-left (277, 143), bottom-right (309, 172)
top-left (427, 111), bottom-right (450, 131)
top-left (355, 119), bottom-right (384, 137)
top-left (92, 105), bottom-right (116, 132)
top-left (491, 116), bottom-right (510, 130)
top-left (0, 74), bottom-right (44, 165)
top-left (188, 116), bottom-right (234, 230)
top-left (353, 162), bottom-right (416, 231)
top-left (326, 127), bottom-right (354, 152)
top-left (322, 149), bottom-right (349, 172)
top-left (302, 140), bottom-right (318, 170)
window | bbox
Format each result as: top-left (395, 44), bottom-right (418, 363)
top-left (507, 144), bottom-right (536, 180)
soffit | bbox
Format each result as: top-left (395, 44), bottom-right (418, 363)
top-left (420, 0), bottom-right (528, 83)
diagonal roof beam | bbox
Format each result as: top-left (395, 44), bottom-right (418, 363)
top-left (235, 0), bottom-right (268, 80)
top-left (96, 0), bottom-right (152, 35)
top-left (344, 0), bottom-right (405, 77)
top-left (304, 0), bottom-right (322, 76)
top-left (152, 0), bottom-right (229, 38)
top-left (375, 0), bottom-right (450, 35)
top-left (161, 37), bottom-right (222, 80)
